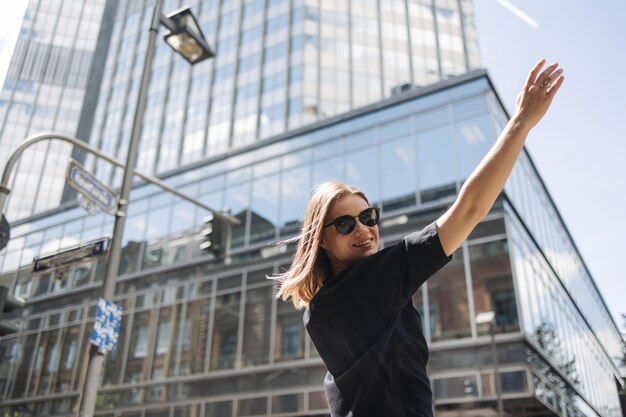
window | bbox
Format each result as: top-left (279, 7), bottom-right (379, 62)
top-left (281, 323), bottom-right (301, 358)
top-left (133, 326), bottom-right (148, 358)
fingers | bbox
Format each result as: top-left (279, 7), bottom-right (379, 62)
top-left (525, 59), bottom-right (546, 87)
top-left (541, 68), bottom-right (564, 89)
top-left (546, 74), bottom-right (565, 96)
top-left (535, 62), bottom-right (560, 87)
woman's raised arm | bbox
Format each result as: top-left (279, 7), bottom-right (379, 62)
top-left (436, 59), bottom-right (565, 257)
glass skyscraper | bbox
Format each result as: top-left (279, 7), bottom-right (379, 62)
top-left (87, 0), bottom-right (478, 173)
top-left (0, 0), bottom-right (110, 220)
top-left (0, 1), bottom-right (623, 417)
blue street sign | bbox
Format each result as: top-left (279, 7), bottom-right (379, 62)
top-left (66, 159), bottom-right (119, 215)
top-left (90, 298), bottom-right (123, 354)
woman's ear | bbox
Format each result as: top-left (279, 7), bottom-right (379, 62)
top-left (319, 238), bottom-right (327, 250)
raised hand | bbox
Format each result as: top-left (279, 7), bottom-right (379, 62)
top-left (514, 59), bottom-right (565, 129)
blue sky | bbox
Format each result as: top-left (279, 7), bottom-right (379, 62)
top-left (473, 0), bottom-right (626, 327)
top-left (0, 1), bottom-right (623, 328)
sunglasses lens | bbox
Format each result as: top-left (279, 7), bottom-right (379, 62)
top-left (360, 208), bottom-right (379, 227)
top-left (334, 216), bottom-right (355, 234)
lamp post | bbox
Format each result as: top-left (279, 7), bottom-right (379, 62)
top-left (475, 311), bottom-right (504, 417)
top-left (78, 2), bottom-right (214, 416)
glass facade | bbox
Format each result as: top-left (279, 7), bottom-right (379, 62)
top-left (0, 74), bottom-right (622, 417)
top-left (83, 0), bottom-right (481, 198)
top-left (0, 0), bottom-right (108, 220)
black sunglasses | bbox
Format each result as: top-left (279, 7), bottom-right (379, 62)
top-left (323, 207), bottom-right (380, 235)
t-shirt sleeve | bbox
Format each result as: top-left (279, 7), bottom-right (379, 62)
top-left (400, 220), bottom-right (452, 298)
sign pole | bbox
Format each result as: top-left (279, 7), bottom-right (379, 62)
top-left (78, 1), bottom-right (162, 415)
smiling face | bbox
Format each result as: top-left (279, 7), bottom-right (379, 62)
top-left (320, 193), bottom-right (380, 275)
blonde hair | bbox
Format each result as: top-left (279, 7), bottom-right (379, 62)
top-left (271, 181), bottom-right (368, 310)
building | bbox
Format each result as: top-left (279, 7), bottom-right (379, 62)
top-left (0, 1), bottom-right (623, 417)
top-left (0, 69), bottom-right (623, 417)
top-left (0, 0), bottom-right (112, 220)
top-left (0, 0), bottom-right (479, 221)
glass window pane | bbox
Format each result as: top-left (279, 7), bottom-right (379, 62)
top-left (275, 299), bottom-right (305, 362)
top-left (433, 375), bottom-right (478, 399)
top-left (170, 200), bottom-right (196, 236)
top-left (428, 248), bottom-right (471, 341)
top-left (456, 113), bottom-right (494, 180)
top-left (312, 156), bottom-right (343, 185)
top-left (33, 329), bottom-right (60, 395)
top-left (470, 240), bottom-right (519, 335)
top-left (211, 292), bottom-right (241, 370)
top-left (52, 325), bottom-right (79, 392)
top-left (250, 174), bottom-right (279, 244)
top-left (380, 136), bottom-right (416, 211)
top-left (417, 126), bottom-right (456, 203)
top-left (272, 393), bottom-right (303, 413)
top-left (125, 311), bottom-right (151, 383)
top-left (179, 298), bottom-right (211, 375)
top-left (103, 311), bottom-right (129, 386)
top-left (237, 397), bottom-right (267, 416)
top-left (345, 146), bottom-right (379, 206)
top-left (11, 334), bottom-right (38, 398)
top-left (224, 182), bottom-right (250, 248)
top-left (242, 287), bottom-right (272, 366)
top-left (279, 165), bottom-right (310, 237)
top-left (205, 401), bottom-right (233, 417)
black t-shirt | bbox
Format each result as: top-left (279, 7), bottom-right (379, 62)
top-left (304, 222), bottom-right (452, 417)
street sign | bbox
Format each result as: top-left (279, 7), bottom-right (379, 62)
top-left (0, 214), bottom-right (9, 251)
top-left (90, 298), bottom-right (123, 353)
top-left (66, 159), bottom-right (119, 215)
top-left (32, 236), bottom-right (110, 275)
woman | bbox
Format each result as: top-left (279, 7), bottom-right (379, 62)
top-left (273, 60), bottom-right (564, 416)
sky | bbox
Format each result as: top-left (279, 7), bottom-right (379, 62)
top-left (0, 1), bottom-right (623, 328)
top-left (472, 0), bottom-right (626, 328)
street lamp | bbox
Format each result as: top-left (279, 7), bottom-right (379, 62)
top-left (78, 2), bottom-right (214, 416)
top-left (475, 311), bottom-right (504, 417)
top-left (161, 6), bottom-right (214, 64)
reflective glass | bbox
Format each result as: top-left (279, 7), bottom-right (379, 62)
top-left (380, 136), bottom-right (416, 211)
top-left (205, 401), bottom-right (233, 417)
top-left (417, 126), bottom-right (456, 203)
top-left (150, 307), bottom-right (175, 381)
top-left (237, 397), bottom-right (267, 416)
top-left (346, 146), bottom-right (379, 206)
top-left (272, 393), bottom-right (303, 413)
top-left (179, 298), bottom-right (211, 375)
top-left (275, 299), bottom-right (305, 362)
top-left (242, 286), bottom-right (272, 366)
top-left (427, 248), bottom-right (470, 341)
top-left (379, 117), bottom-right (411, 142)
top-left (250, 174), bottom-right (279, 244)
top-left (125, 311), bottom-right (151, 383)
top-left (456, 114), bottom-right (494, 181)
top-left (433, 375), bottom-right (478, 399)
top-left (10, 333), bottom-right (38, 398)
top-left (469, 239), bottom-right (519, 335)
top-left (210, 292), bottom-right (241, 370)
top-left (170, 201), bottom-right (196, 237)
top-left (32, 329), bottom-right (60, 395)
top-left (279, 165), bottom-right (310, 237)
top-left (312, 156), bottom-right (343, 185)
top-left (102, 313), bottom-right (128, 386)
top-left (223, 182), bottom-right (250, 248)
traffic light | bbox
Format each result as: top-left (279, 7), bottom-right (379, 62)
top-left (0, 214), bottom-right (10, 252)
top-left (0, 285), bottom-right (24, 336)
top-left (199, 213), bottom-right (224, 257)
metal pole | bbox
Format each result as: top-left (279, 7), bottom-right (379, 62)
top-left (491, 322), bottom-right (504, 417)
top-left (78, 1), bottom-right (162, 415)
top-left (0, 132), bottom-right (239, 224)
